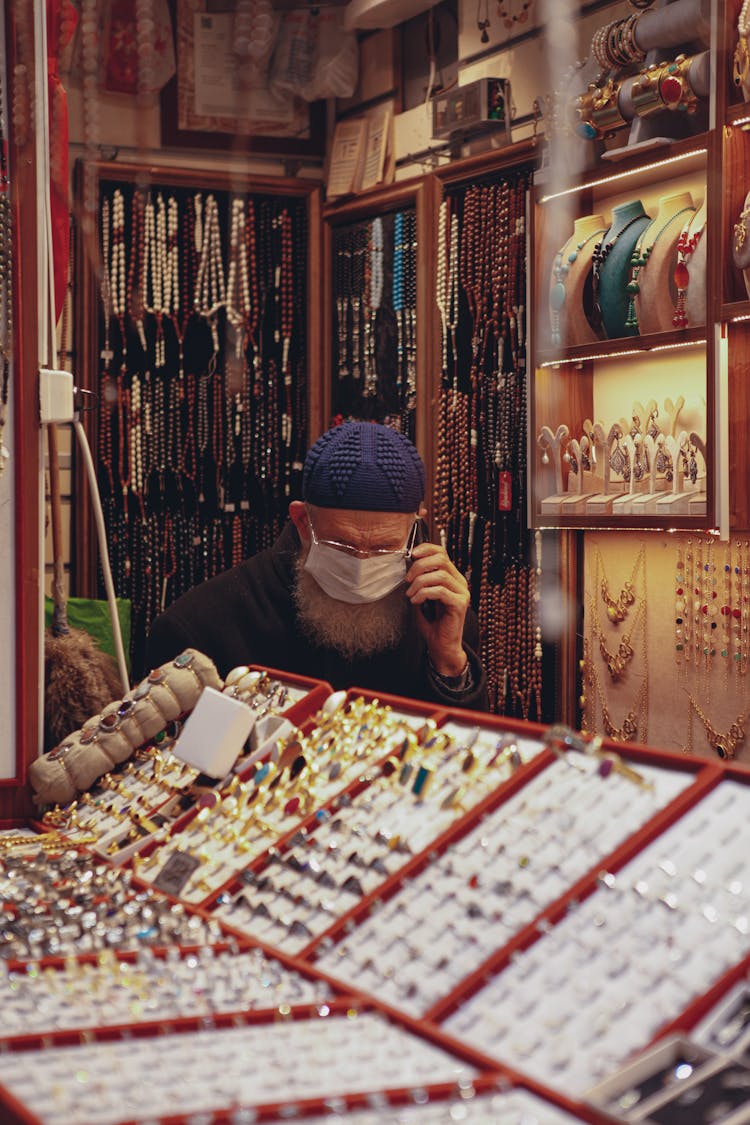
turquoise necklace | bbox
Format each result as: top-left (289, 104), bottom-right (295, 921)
top-left (549, 227), bottom-right (606, 346)
top-left (624, 206), bottom-right (695, 335)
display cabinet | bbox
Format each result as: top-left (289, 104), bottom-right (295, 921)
top-left (7, 673), bottom-right (750, 1124)
top-left (531, 137), bottom-right (713, 531)
top-left (527, 0), bottom-right (731, 532)
top-left (73, 162), bottom-right (323, 672)
top-left (321, 178), bottom-right (431, 456)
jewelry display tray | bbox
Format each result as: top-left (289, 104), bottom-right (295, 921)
top-left (4, 672), bottom-right (750, 1125)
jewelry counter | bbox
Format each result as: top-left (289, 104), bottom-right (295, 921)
top-left (3, 669), bottom-right (750, 1124)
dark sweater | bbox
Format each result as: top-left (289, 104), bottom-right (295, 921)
top-left (144, 521), bottom-right (489, 711)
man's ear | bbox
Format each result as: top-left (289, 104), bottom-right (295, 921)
top-left (288, 500), bottom-right (310, 543)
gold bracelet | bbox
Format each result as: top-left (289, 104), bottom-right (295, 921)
top-left (631, 54), bottom-right (699, 119)
top-left (658, 55), bottom-right (699, 113)
top-left (575, 78), bottom-right (627, 140)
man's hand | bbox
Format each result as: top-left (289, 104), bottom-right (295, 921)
top-left (405, 542), bottom-right (470, 676)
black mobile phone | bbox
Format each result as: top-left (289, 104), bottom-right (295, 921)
top-left (407, 518), bottom-right (437, 621)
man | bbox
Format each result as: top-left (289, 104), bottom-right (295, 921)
top-left (145, 421), bottom-right (488, 710)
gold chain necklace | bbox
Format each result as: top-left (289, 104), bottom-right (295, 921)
top-left (581, 638), bottom-right (649, 743)
top-left (0, 831), bottom-right (98, 853)
top-left (597, 545), bottom-right (645, 624)
top-left (684, 694), bottom-right (750, 760)
top-left (591, 597), bottom-right (644, 681)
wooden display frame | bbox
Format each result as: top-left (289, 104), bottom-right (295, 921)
top-left (529, 136), bottom-right (716, 532)
top-left (72, 161), bottom-right (324, 603)
top-left (321, 178), bottom-right (433, 486)
top-left (159, 0), bottom-right (326, 160)
top-left (3, 4), bottom-right (41, 805)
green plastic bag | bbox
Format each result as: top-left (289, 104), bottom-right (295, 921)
top-left (44, 596), bottom-right (132, 674)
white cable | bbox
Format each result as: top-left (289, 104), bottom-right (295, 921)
top-left (73, 418), bottom-right (130, 692)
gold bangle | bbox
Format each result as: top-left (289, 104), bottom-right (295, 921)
top-left (658, 55), bottom-right (698, 114)
top-left (575, 78), bottom-right (627, 140)
top-left (630, 62), bottom-right (665, 117)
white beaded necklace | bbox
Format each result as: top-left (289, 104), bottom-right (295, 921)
top-left (99, 195), bottom-right (113, 369)
top-left (225, 197), bottom-right (252, 360)
top-left (435, 199), bottom-right (449, 375)
top-left (364, 216), bottom-right (383, 397)
top-left (110, 189), bottom-right (126, 326)
top-left (446, 211), bottom-right (460, 372)
top-left (193, 193), bottom-right (226, 355)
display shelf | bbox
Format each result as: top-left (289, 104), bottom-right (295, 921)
top-left (0, 1006), bottom-right (482, 1125)
top-left (7, 676), bottom-right (750, 1123)
top-left (322, 177), bottom-right (429, 453)
top-left (531, 127), bottom-right (712, 530)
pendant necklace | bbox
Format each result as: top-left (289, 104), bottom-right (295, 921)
top-left (549, 227), bottom-right (606, 346)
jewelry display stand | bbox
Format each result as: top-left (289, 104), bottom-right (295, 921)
top-left (548, 213), bottom-right (607, 348)
top-left (654, 430), bottom-right (692, 514)
top-left (594, 200), bottom-right (651, 339)
top-left (557, 436), bottom-right (603, 514)
top-left (630, 191), bottom-right (696, 335)
top-left (531, 122), bottom-right (710, 531)
top-left (603, 0), bottom-right (711, 158)
top-left (686, 430), bottom-right (708, 515)
top-left (3, 674), bottom-right (750, 1124)
top-left (584, 423), bottom-right (618, 515)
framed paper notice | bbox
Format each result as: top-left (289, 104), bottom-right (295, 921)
top-left (160, 0), bottom-right (325, 157)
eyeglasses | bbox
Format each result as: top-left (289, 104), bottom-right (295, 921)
top-left (309, 517), bottom-right (419, 560)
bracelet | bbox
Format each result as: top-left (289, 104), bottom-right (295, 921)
top-left (630, 54), bottom-right (699, 118)
top-left (575, 78), bottom-right (628, 140)
top-left (591, 13), bottom-right (646, 71)
top-left (428, 655), bottom-right (473, 693)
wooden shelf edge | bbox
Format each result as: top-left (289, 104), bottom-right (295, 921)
top-left (533, 134), bottom-right (709, 202)
top-left (721, 299), bottom-right (750, 322)
top-left (531, 513), bottom-right (713, 531)
top-left (534, 327), bottom-right (708, 368)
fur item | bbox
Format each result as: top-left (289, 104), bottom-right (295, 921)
top-left (44, 627), bottom-right (123, 753)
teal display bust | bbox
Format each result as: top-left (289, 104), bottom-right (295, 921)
top-left (596, 200), bottom-right (651, 339)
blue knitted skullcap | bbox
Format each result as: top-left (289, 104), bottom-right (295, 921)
top-left (303, 422), bottom-right (425, 512)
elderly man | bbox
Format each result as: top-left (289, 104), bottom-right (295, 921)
top-left (145, 421), bottom-right (488, 710)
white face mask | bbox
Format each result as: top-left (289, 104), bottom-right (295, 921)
top-left (303, 524), bottom-right (413, 605)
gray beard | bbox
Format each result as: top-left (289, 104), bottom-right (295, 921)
top-left (293, 555), bottom-right (409, 660)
